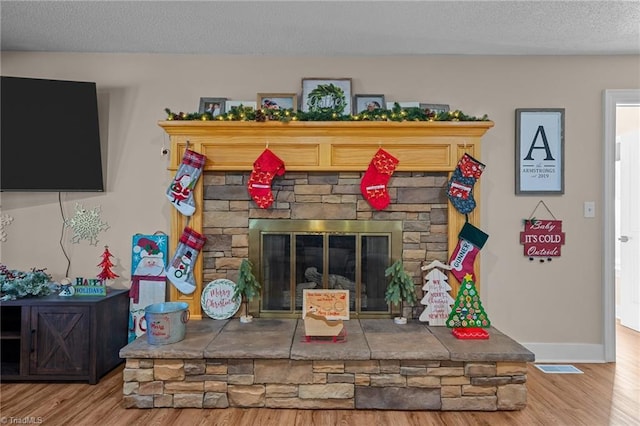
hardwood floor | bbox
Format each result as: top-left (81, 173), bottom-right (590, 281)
top-left (1, 324), bottom-right (638, 426)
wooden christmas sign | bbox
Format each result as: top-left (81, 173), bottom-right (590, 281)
top-left (419, 266), bottom-right (455, 326)
top-left (520, 219), bottom-right (565, 259)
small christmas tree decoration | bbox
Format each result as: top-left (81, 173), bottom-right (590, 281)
top-left (166, 149), bottom-right (207, 216)
top-left (247, 148), bottom-right (286, 209)
top-left (233, 259), bottom-right (262, 323)
top-left (419, 267), bottom-right (455, 326)
top-left (446, 273), bottom-right (491, 339)
top-left (97, 245), bottom-right (119, 282)
top-left (360, 148), bottom-right (399, 210)
top-left (384, 259), bottom-right (418, 323)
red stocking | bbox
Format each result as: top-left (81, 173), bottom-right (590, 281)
top-left (247, 148), bottom-right (286, 209)
top-left (360, 148), bottom-right (399, 210)
top-left (448, 221), bottom-right (489, 283)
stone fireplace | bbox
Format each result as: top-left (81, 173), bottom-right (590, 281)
top-left (160, 120), bottom-right (493, 319)
top-left (203, 171), bottom-right (446, 318)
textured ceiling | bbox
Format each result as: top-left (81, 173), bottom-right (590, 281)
top-left (1, 1), bottom-right (639, 56)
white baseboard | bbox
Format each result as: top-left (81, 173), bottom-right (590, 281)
top-left (522, 342), bottom-right (606, 363)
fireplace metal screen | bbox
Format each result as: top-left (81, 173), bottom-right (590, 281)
top-left (249, 219), bottom-right (403, 318)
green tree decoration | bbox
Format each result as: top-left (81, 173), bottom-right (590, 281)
top-left (233, 259), bottom-right (262, 321)
top-left (384, 260), bottom-right (418, 321)
top-left (446, 273), bottom-right (491, 339)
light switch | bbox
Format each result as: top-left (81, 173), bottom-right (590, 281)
top-left (584, 201), bottom-right (595, 218)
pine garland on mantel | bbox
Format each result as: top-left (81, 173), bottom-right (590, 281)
top-left (164, 103), bottom-right (489, 123)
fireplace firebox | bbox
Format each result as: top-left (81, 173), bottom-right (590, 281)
top-left (249, 220), bottom-right (402, 318)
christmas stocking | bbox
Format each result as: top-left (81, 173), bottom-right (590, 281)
top-left (447, 153), bottom-right (485, 215)
top-left (448, 221), bottom-right (489, 283)
top-left (360, 148), bottom-right (399, 210)
top-left (247, 148), bottom-right (286, 209)
top-left (166, 227), bottom-right (207, 295)
top-left (166, 149), bottom-right (207, 216)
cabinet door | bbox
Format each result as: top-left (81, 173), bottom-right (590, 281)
top-left (30, 306), bottom-right (90, 376)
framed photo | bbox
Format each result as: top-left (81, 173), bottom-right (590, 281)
top-left (301, 78), bottom-right (352, 115)
top-left (199, 97), bottom-right (227, 117)
top-left (420, 103), bottom-right (450, 114)
top-left (515, 108), bottom-right (565, 195)
top-left (225, 100), bottom-right (257, 111)
top-left (257, 93), bottom-right (298, 111)
top-left (354, 94), bottom-right (385, 114)
top-left (386, 101), bottom-right (419, 109)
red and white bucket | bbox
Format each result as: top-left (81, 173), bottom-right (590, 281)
top-left (144, 302), bottom-right (190, 345)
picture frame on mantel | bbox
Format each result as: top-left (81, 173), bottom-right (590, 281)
top-left (257, 93), bottom-right (298, 111)
top-left (301, 78), bottom-right (352, 115)
top-left (515, 108), bottom-right (565, 195)
top-left (353, 94), bottom-right (385, 113)
top-left (199, 97), bottom-right (227, 117)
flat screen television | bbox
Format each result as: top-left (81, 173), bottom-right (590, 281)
top-left (1, 76), bottom-right (104, 192)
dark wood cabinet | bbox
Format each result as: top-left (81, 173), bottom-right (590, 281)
top-left (0, 288), bottom-right (129, 384)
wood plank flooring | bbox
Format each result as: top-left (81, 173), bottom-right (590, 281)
top-left (1, 323), bottom-right (638, 426)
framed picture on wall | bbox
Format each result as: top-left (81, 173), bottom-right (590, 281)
top-left (301, 78), bottom-right (352, 115)
top-left (353, 94), bottom-right (385, 114)
top-left (257, 93), bottom-right (298, 111)
top-left (199, 97), bottom-right (227, 117)
top-left (515, 108), bottom-right (565, 195)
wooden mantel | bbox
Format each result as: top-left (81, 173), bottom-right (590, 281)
top-left (159, 120), bottom-right (494, 318)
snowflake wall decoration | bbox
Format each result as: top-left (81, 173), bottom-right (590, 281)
top-left (64, 203), bottom-right (110, 246)
top-left (0, 214), bottom-right (14, 242)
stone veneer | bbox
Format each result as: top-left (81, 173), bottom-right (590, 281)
top-left (202, 171), bottom-right (449, 318)
top-left (120, 319), bottom-right (535, 411)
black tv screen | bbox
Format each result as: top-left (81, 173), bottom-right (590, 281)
top-left (1, 76), bottom-right (104, 192)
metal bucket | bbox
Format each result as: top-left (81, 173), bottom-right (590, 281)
top-left (144, 302), bottom-right (190, 345)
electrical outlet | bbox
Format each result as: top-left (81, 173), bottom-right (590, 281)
top-left (584, 201), bottom-right (595, 218)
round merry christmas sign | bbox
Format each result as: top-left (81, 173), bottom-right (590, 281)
top-left (201, 279), bottom-right (241, 320)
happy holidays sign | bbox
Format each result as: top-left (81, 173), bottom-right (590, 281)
top-left (520, 219), bottom-right (565, 258)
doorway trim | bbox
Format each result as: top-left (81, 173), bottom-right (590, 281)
top-left (603, 89), bottom-right (640, 362)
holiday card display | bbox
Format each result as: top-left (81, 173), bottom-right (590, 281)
top-left (449, 221), bottom-right (489, 283)
top-left (247, 148), bottom-right (286, 209)
top-left (447, 153), bottom-right (485, 215)
top-left (128, 233), bottom-right (168, 342)
top-left (302, 289), bottom-right (349, 342)
top-left (446, 273), bottom-right (491, 339)
top-left (419, 263), bottom-right (455, 326)
top-left (166, 227), bottom-right (207, 295)
top-left (166, 149), bottom-right (207, 216)
top-left (360, 148), bottom-right (399, 210)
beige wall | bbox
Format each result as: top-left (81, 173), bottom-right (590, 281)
top-left (1, 52), bottom-right (639, 359)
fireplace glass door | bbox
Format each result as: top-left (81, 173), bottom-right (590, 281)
top-left (250, 220), bottom-right (402, 318)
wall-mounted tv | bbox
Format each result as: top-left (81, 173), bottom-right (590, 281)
top-left (1, 76), bottom-right (104, 192)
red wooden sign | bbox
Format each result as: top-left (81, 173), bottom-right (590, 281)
top-left (520, 219), bottom-right (565, 258)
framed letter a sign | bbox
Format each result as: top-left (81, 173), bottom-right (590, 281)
top-left (515, 109), bottom-right (565, 194)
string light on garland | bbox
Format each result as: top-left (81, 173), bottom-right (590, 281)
top-left (164, 103), bottom-right (489, 123)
